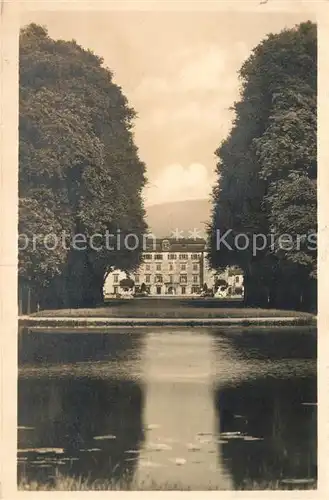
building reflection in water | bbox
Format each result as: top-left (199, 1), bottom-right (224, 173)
top-left (134, 330), bottom-right (233, 489)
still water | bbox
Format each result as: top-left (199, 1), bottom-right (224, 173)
top-left (18, 327), bottom-right (317, 490)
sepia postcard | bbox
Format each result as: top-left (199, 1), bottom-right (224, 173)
top-left (1, 0), bottom-right (328, 498)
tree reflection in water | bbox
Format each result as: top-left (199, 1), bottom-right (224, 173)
top-left (18, 330), bottom-right (145, 488)
top-left (214, 376), bottom-right (317, 488)
top-left (18, 377), bottom-right (145, 487)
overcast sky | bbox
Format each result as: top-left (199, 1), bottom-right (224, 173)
top-left (20, 9), bottom-right (316, 206)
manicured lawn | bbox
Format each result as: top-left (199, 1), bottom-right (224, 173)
top-left (31, 298), bottom-right (314, 319)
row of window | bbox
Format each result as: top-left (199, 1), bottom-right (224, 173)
top-left (113, 274), bottom-right (199, 284)
top-left (141, 263), bottom-right (199, 272)
top-left (143, 253), bottom-right (200, 261)
top-left (113, 285), bottom-right (200, 295)
top-left (113, 265), bottom-right (199, 282)
top-left (135, 274), bottom-right (199, 284)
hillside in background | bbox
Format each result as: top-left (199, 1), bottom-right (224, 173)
top-left (145, 199), bottom-right (212, 239)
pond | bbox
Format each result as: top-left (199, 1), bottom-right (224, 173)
top-left (18, 326), bottom-right (317, 490)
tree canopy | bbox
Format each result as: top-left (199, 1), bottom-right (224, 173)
top-left (119, 278), bottom-right (135, 289)
top-left (19, 24), bottom-right (147, 308)
top-left (208, 21), bottom-right (317, 311)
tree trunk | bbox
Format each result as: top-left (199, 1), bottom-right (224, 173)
top-left (62, 249), bottom-right (106, 308)
top-left (300, 277), bottom-right (317, 313)
top-left (27, 286), bottom-right (31, 314)
top-left (243, 262), bottom-right (269, 308)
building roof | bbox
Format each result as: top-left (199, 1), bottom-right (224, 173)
top-left (143, 237), bottom-right (206, 252)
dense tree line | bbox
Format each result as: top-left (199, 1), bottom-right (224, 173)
top-left (19, 24), bottom-right (147, 309)
top-left (208, 22), bottom-right (317, 311)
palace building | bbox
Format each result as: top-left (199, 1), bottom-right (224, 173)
top-left (103, 237), bottom-right (216, 297)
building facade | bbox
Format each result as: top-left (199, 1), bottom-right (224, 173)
top-left (103, 237), bottom-right (216, 297)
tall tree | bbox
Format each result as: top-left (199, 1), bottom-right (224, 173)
top-left (208, 21), bottom-right (317, 311)
top-left (19, 24), bottom-right (147, 308)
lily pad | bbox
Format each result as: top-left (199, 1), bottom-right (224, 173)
top-left (243, 436), bottom-right (264, 441)
top-left (93, 435), bottom-right (116, 440)
top-left (171, 458), bottom-right (187, 466)
top-left (220, 432), bottom-right (244, 439)
top-left (17, 448), bottom-right (64, 454)
top-left (79, 448), bottom-right (102, 452)
top-left (37, 448), bottom-right (65, 454)
top-left (220, 431), bottom-right (241, 436)
top-left (281, 478), bottom-right (315, 485)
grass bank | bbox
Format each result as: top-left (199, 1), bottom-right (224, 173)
top-left (19, 317), bottom-right (316, 329)
top-left (31, 298), bottom-right (314, 319)
top-left (18, 473), bottom-right (317, 491)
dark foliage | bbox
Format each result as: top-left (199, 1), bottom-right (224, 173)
top-left (19, 24), bottom-right (147, 308)
top-left (208, 22), bottom-right (317, 311)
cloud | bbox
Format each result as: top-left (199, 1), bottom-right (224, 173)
top-left (128, 37), bottom-right (256, 180)
top-left (134, 77), bottom-right (170, 97)
top-left (177, 46), bottom-right (227, 92)
top-left (138, 90), bottom-right (237, 133)
top-left (133, 43), bottom-right (245, 101)
top-left (144, 163), bottom-right (215, 206)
